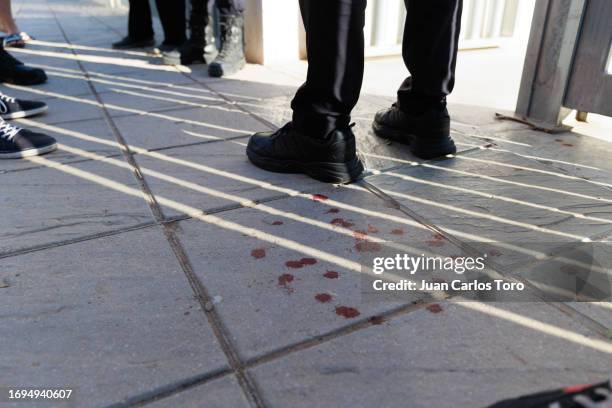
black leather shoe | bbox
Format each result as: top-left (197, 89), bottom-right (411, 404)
top-left (112, 36), bottom-right (155, 49)
top-left (0, 48), bottom-right (46, 85)
top-left (246, 122), bottom-right (364, 184)
top-left (372, 103), bottom-right (456, 159)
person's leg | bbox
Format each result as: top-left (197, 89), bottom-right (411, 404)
top-left (208, 0), bottom-right (246, 77)
top-left (0, 0), bottom-right (19, 34)
top-left (291, 0), bottom-right (367, 138)
top-left (128, 0), bottom-right (154, 40)
top-left (245, 0), bottom-right (366, 183)
top-left (0, 0), bottom-right (31, 48)
top-left (155, 0), bottom-right (187, 46)
top-left (398, 0), bottom-right (462, 112)
top-left (113, 0), bottom-right (155, 48)
top-left (372, 0), bottom-right (462, 159)
top-left (166, 0), bottom-right (213, 65)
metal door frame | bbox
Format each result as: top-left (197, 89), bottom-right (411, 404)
top-left (515, 0), bottom-right (586, 131)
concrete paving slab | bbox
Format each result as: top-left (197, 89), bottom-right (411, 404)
top-left (2, 89), bottom-right (103, 125)
top-left (111, 105), bottom-right (265, 150)
top-left (96, 86), bottom-right (228, 115)
top-left (0, 158), bottom-right (152, 255)
top-left (366, 148), bottom-right (612, 264)
top-left (133, 139), bottom-right (324, 217)
top-left (251, 302), bottom-right (612, 408)
top-left (568, 302), bottom-right (612, 331)
top-left (146, 375), bottom-right (250, 408)
top-left (89, 69), bottom-right (206, 94)
top-left (0, 227), bottom-right (229, 407)
top-left (204, 72), bottom-right (301, 102)
top-left (174, 184), bottom-right (445, 360)
top-left (482, 127), bottom-right (612, 175)
top-left (4, 70), bottom-right (92, 100)
top-left (3, 118), bottom-right (121, 173)
top-left (10, 47), bottom-right (86, 71)
top-left (203, 64), bottom-right (303, 95)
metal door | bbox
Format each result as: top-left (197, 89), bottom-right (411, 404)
top-left (564, 0), bottom-right (612, 117)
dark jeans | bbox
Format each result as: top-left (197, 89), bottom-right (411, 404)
top-left (128, 0), bottom-right (187, 45)
top-left (291, 0), bottom-right (463, 137)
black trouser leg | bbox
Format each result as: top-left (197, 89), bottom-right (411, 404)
top-left (188, 0), bottom-right (210, 42)
top-left (128, 0), bottom-right (154, 40)
top-left (155, 0), bottom-right (187, 45)
top-left (216, 0), bottom-right (245, 15)
top-left (398, 0), bottom-right (462, 112)
top-left (290, 0), bottom-right (367, 138)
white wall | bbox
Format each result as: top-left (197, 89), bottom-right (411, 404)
top-left (244, 0), bottom-right (302, 64)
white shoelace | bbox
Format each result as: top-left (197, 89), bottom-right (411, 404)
top-left (0, 120), bottom-right (21, 142)
top-left (0, 92), bottom-right (15, 114)
top-left (0, 92), bottom-right (16, 103)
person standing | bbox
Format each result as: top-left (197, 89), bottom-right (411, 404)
top-left (112, 0), bottom-right (187, 51)
top-left (246, 0), bottom-right (463, 184)
top-left (163, 0), bottom-right (246, 78)
top-left (207, 0), bottom-right (246, 77)
top-left (0, 0), bottom-right (33, 47)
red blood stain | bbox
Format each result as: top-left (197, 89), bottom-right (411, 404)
top-left (391, 229), bottom-right (404, 235)
top-left (367, 224), bottom-right (379, 234)
top-left (555, 139), bottom-right (574, 147)
top-left (251, 248), bottom-right (266, 259)
top-left (285, 260), bottom-right (304, 268)
top-left (488, 249), bottom-right (502, 257)
top-left (324, 270), bottom-right (339, 279)
top-left (353, 230), bottom-right (368, 240)
top-left (331, 218), bottom-right (354, 228)
top-left (353, 229), bottom-right (381, 252)
top-left (426, 303), bottom-right (443, 314)
top-left (315, 293), bottom-right (332, 303)
top-left (285, 258), bottom-right (318, 268)
top-left (335, 306), bottom-right (361, 318)
top-left (278, 274), bottom-right (294, 285)
top-left (272, 221), bottom-right (284, 226)
top-left (312, 194), bottom-right (329, 202)
top-left (355, 241), bottom-right (382, 252)
top-left (426, 233), bottom-right (445, 247)
top-left (326, 208), bottom-right (340, 214)
top-left (300, 257), bottom-right (317, 265)
top-left (369, 315), bottom-right (385, 325)
top-left (278, 273), bottom-right (295, 294)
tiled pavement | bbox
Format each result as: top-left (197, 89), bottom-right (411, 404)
top-left (1, 1), bottom-right (611, 407)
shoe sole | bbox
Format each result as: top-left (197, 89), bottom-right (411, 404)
top-left (0, 142), bottom-right (57, 159)
top-left (1, 75), bottom-right (47, 86)
top-left (372, 121), bottom-right (456, 159)
top-left (246, 147), bottom-right (364, 184)
top-left (208, 58), bottom-right (246, 78)
top-left (0, 105), bottom-right (47, 120)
